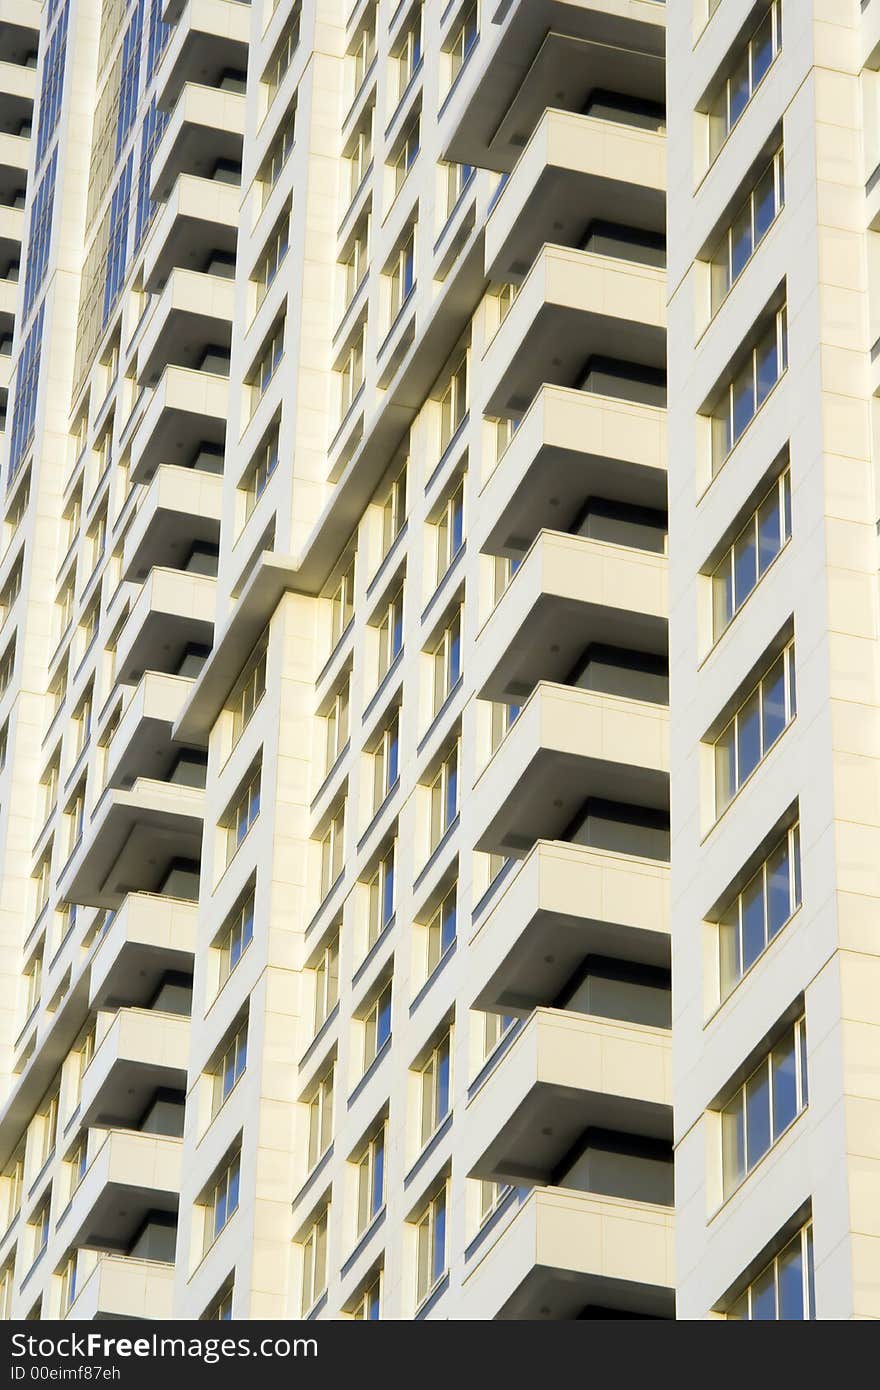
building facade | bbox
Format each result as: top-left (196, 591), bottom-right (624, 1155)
top-left (1, 0), bottom-right (874, 1328)
top-left (667, 0), bottom-right (880, 1322)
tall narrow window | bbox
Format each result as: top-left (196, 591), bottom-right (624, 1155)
top-left (313, 933), bottom-right (339, 1033)
top-left (300, 1207), bottom-right (329, 1313)
top-left (707, 2), bottom-right (781, 159)
top-left (711, 304), bottom-right (787, 469)
top-left (721, 1015), bottom-right (807, 1197)
top-left (710, 149), bottom-right (784, 311)
top-left (415, 1185), bottom-right (447, 1307)
top-left (712, 640), bottom-right (795, 816)
top-left (307, 1066), bottom-right (334, 1169)
top-left (355, 1124), bottom-right (385, 1233)
top-left (428, 743), bottom-right (459, 850)
top-left (431, 610), bottom-right (462, 714)
top-left (366, 843), bottom-right (395, 947)
top-left (418, 1033), bottom-right (451, 1146)
top-left (375, 587), bottom-right (404, 684)
top-left (711, 469), bottom-right (791, 639)
top-left (362, 982), bottom-right (392, 1071)
top-left (718, 823), bottom-right (801, 996)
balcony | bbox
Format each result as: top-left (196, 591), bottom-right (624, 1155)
top-left (485, 108), bottom-right (664, 281)
top-left (137, 269), bottom-right (234, 387)
top-left (155, 0), bottom-right (250, 113)
top-left (77, 1007), bottom-right (189, 1130)
top-left (66, 1254), bottom-right (174, 1321)
top-left (466, 1007), bottom-right (671, 1184)
top-left (142, 173), bottom-right (238, 294)
top-left (0, 201), bottom-right (22, 263)
top-left (473, 681), bottom-right (668, 857)
top-left (88, 891), bottom-right (198, 1011)
top-left (113, 567), bottom-right (216, 685)
top-left (130, 364), bottom-right (227, 485)
top-left (471, 840), bottom-right (669, 1014)
top-left (59, 1129), bottom-right (181, 1252)
top-left (482, 245), bottom-right (665, 418)
top-left (103, 672), bottom-right (195, 789)
top-left (443, 5), bottom-right (665, 172)
top-left (476, 530), bottom-right (666, 703)
top-left (0, 129), bottom-right (29, 204)
top-left (480, 386), bottom-right (666, 557)
top-left (0, 58), bottom-right (34, 134)
top-left (123, 465), bottom-right (222, 583)
top-left (150, 82), bottom-right (245, 202)
top-left (0, 1), bottom-right (41, 58)
top-left (463, 1187), bottom-right (674, 1319)
top-left (59, 780), bottom-right (204, 910)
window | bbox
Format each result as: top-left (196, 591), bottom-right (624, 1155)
top-left (428, 743), bottom-right (459, 850)
top-left (438, 354), bottom-right (468, 452)
top-left (708, 2), bottom-right (781, 160)
top-left (718, 823), bottom-right (801, 997)
top-left (205, 1150), bottom-right (241, 1248)
top-left (370, 712), bottom-right (399, 812)
top-left (3, 1151), bottom-right (23, 1229)
top-left (490, 701), bottom-right (521, 755)
top-left (351, 1272), bottom-right (381, 1319)
top-left (418, 1033), bottom-right (451, 1147)
top-left (216, 890), bottom-right (255, 990)
top-left (73, 690), bottom-right (93, 758)
top-left (65, 784), bottom-right (85, 857)
top-left (425, 885), bottom-right (457, 977)
top-left (483, 1010), bottom-right (516, 1059)
top-left (212, 1020), bottom-right (247, 1116)
top-left (262, 5), bottom-right (300, 109)
top-left (366, 843), bottom-right (395, 948)
top-left (362, 982), bottom-right (392, 1071)
top-left (393, 10), bottom-right (422, 105)
top-left (229, 638), bottom-right (268, 748)
top-left (38, 1093), bottom-right (58, 1168)
top-left (67, 1137), bottom-right (88, 1197)
top-left (711, 468), bottom-right (791, 639)
top-left (375, 587), bottom-right (404, 684)
top-left (328, 555), bottom-right (355, 651)
top-left (325, 679), bottom-right (350, 772)
top-left (378, 460), bottom-right (407, 561)
top-left (711, 304), bottom-right (787, 470)
top-left (313, 932), bottom-right (339, 1032)
top-left (445, 3), bottom-right (478, 90)
top-left (0, 1261), bottom-right (13, 1320)
top-left (319, 803), bottom-right (346, 899)
top-left (415, 1185), bottom-right (447, 1307)
top-left (355, 1124), bottom-right (385, 1233)
top-left (225, 766), bottom-right (261, 865)
top-left (30, 1199), bottom-right (50, 1263)
top-left (59, 1250), bottom-right (78, 1313)
top-left (300, 1207), bottom-right (328, 1313)
top-left (728, 1223), bottom-right (815, 1320)
top-left (431, 610), bottom-right (462, 713)
top-left (713, 640), bottom-right (795, 816)
top-left (721, 1015), bottom-right (807, 1198)
top-left (307, 1066), bottom-right (334, 1169)
top-left (492, 554), bottom-right (521, 605)
top-left (348, 13), bottom-right (376, 96)
top-left (338, 323), bottom-right (365, 420)
top-left (385, 228), bottom-right (415, 329)
top-left (389, 116), bottom-right (420, 199)
top-left (74, 1023), bottom-right (95, 1103)
top-left (711, 149), bottom-right (784, 311)
top-left (23, 948), bottom-right (43, 1016)
top-left (33, 853), bottom-right (51, 919)
top-left (441, 160), bottom-right (474, 221)
top-left (203, 1285), bottom-right (234, 1320)
top-left (0, 639), bottom-right (15, 697)
top-left (479, 1179), bottom-right (511, 1227)
top-left (243, 425), bottom-right (279, 518)
top-left (345, 108), bottom-right (374, 204)
top-left (259, 102), bottom-right (296, 199)
top-left (250, 319), bottom-right (285, 408)
top-left (341, 215), bottom-right (370, 309)
top-left (434, 480), bottom-right (464, 585)
top-left (253, 212), bottom-right (290, 310)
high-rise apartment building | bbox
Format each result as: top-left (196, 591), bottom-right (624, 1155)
top-left (2, 0), bottom-right (875, 1329)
